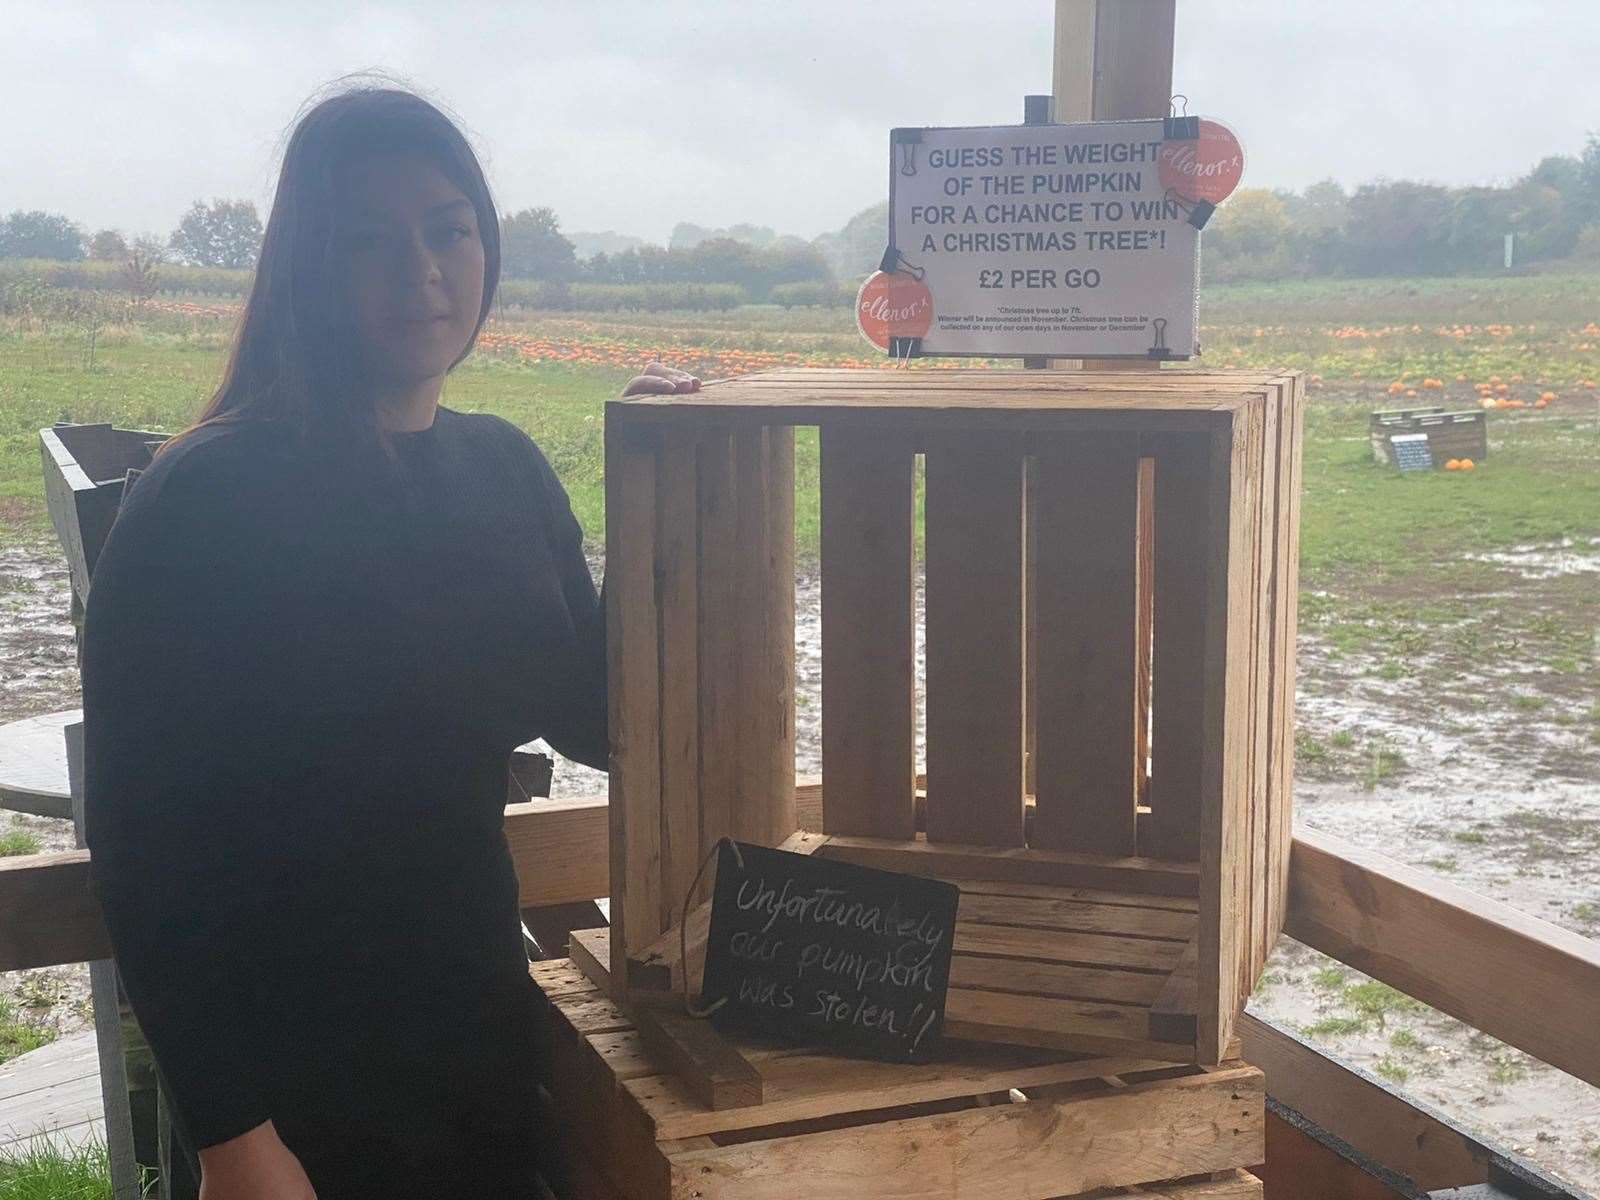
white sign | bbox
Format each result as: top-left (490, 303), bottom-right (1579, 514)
top-left (889, 119), bottom-right (1200, 359)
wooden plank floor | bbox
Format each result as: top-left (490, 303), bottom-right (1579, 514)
top-left (0, 1030), bottom-right (105, 1153)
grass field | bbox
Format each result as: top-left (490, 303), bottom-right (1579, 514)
top-left (4, 272), bottom-right (1598, 579)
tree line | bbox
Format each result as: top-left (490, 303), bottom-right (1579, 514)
top-left (6, 134), bottom-right (1598, 291)
top-left (1203, 136), bottom-right (1600, 281)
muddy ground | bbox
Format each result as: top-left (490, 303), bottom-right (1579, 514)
top-left (2, 537), bottom-right (1596, 1189)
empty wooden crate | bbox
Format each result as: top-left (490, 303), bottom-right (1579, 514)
top-left (603, 368), bottom-right (1304, 1065)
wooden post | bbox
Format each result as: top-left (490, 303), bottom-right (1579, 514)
top-left (1026, 0), bottom-right (1175, 824)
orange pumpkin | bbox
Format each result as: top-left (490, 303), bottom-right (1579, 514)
top-left (1445, 459), bottom-right (1462, 471)
top-left (1459, 459), bottom-right (1476, 470)
top-left (1540, 391), bottom-right (1556, 403)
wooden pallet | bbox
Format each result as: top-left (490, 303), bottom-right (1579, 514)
top-left (532, 958), bottom-right (1264, 1200)
top-left (604, 369), bottom-right (1305, 1065)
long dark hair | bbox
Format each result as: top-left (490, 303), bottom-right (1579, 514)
top-left (163, 82), bottom-right (500, 459)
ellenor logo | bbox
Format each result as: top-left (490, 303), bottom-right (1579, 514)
top-left (856, 270), bottom-right (934, 351)
top-left (1158, 119), bottom-right (1245, 206)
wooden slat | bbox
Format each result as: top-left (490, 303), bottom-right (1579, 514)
top-left (952, 876), bottom-right (1198, 912)
top-left (956, 891), bottom-right (1194, 940)
top-left (764, 425), bottom-right (797, 845)
top-left (814, 835), bottom-right (1200, 896)
top-left (923, 436), bottom-right (1026, 845)
top-left (624, 1041), bottom-right (1174, 1141)
top-left (1147, 937), bottom-right (1199, 1045)
top-left (631, 1006), bottom-right (763, 1112)
top-left (1267, 378), bottom-right (1305, 952)
top-left (656, 430), bottom-right (700, 928)
top-left (1136, 455), bottom-right (1156, 807)
top-left (733, 427), bottom-right (772, 846)
top-left (605, 418), bottom-right (662, 982)
top-left (947, 954), bottom-right (1167, 1007)
top-left (1286, 827), bottom-right (1600, 1089)
top-left (819, 427), bottom-right (916, 838)
top-left (661, 1067), bottom-right (1261, 1198)
top-left (568, 926), bottom-right (611, 992)
top-left (729, 427), bottom-right (797, 850)
top-left (1145, 433), bottom-right (1211, 860)
top-left (1033, 433), bottom-right (1141, 855)
top-left (1248, 389), bottom-right (1278, 992)
top-left (955, 922), bottom-right (1185, 972)
top-left (1135, 1171), bottom-right (1263, 1200)
top-left (696, 431), bottom-right (739, 884)
top-left (1205, 403), bottom-right (1257, 1064)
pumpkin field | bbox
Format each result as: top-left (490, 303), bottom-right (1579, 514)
top-left (1, 269), bottom-right (1599, 1186)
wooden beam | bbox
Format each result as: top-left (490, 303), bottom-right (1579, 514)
top-left (0, 850), bottom-right (111, 974)
top-left (1239, 1011), bottom-right (1487, 1193)
top-left (631, 1006), bottom-right (764, 1111)
top-left (1285, 826), bottom-right (1600, 1089)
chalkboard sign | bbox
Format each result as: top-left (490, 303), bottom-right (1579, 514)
top-left (700, 841), bottom-right (959, 1061)
top-left (1389, 432), bottom-right (1434, 473)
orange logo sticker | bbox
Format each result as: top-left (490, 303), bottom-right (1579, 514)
top-left (857, 271), bottom-right (934, 351)
top-left (1158, 119), bottom-right (1245, 206)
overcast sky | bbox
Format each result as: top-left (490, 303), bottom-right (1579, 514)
top-left (4, 1), bottom-right (1597, 246)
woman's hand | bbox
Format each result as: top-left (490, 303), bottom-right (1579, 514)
top-left (197, 1119), bottom-right (317, 1199)
top-left (621, 362), bottom-right (700, 397)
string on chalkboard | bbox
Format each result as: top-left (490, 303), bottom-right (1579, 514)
top-left (681, 836), bottom-right (744, 1019)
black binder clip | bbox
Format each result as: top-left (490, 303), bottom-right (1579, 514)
top-left (878, 246), bottom-right (925, 280)
top-left (1147, 317), bottom-right (1180, 361)
top-left (891, 127), bottom-right (923, 176)
top-left (1186, 200), bottom-right (1216, 231)
top-left (1164, 115), bottom-right (1200, 141)
top-left (889, 336), bottom-right (923, 361)
top-left (1164, 95), bottom-right (1198, 140)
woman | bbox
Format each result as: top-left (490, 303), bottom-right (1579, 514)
top-left (80, 85), bottom-right (695, 1198)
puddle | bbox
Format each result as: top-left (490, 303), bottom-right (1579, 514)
top-left (1466, 536), bottom-right (1600, 579)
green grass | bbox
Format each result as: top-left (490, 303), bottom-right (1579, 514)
top-left (4, 272), bottom-right (1598, 572)
top-left (1373, 1055), bottom-right (1411, 1084)
top-left (1390, 1028), bottom-right (1423, 1050)
top-left (0, 996), bottom-right (55, 1065)
top-left (1303, 1015), bottom-right (1367, 1038)
top-left (0, 1134), bottom-right (125, 1200)
top-left (0, 830), bottom-right (41, 857)
top-left (1343, 981), bottom-right (1425, 1028)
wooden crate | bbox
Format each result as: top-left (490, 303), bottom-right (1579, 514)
top-left (604, 369), bottom-right (1304, 1064)
top-left (1368, 407), bottom-right (1486, 467)
top-left (531, 958), bottom-right (1265, 1200)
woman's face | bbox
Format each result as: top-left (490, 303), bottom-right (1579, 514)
top-left (335, 152), bottom-right (487, 393)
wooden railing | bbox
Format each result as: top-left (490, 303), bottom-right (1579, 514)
top-left (5, 806), bottom-right (1592, 1084)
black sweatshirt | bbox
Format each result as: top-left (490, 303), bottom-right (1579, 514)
top-left (80, 405), bottom-right (607, 1151)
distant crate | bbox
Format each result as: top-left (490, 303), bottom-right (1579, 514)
top-left (1369, 407), bottom-right (1487, 468)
